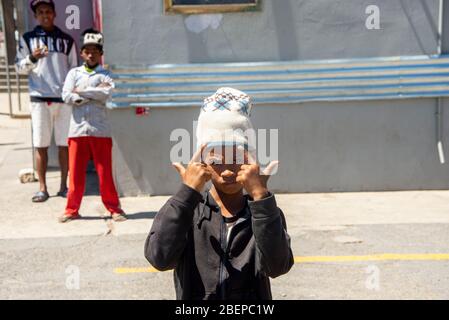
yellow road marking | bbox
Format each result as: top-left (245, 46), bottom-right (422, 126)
top-left (114, 253), bottom-right (449, 274)
top-left (294, 253), bottom-right (449, 263)
top-left (114, 267), bottom-right (160, 274)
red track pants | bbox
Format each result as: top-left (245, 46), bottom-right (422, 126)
top-left (65, 137), bottom-right (123, 216)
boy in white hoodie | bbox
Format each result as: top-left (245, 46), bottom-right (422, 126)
top-left (15, 0), bottom-right (78, 202)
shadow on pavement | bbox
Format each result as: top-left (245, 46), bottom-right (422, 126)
top-left (125, 212), bottom-right (157, 220)
top-left (76, 211), bottom-right (157, 221)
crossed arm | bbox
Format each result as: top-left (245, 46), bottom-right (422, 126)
top-left (62, 70), bottom-right (114, 106)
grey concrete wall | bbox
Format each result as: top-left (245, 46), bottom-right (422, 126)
top-left (101, 0), bottom-right (449, 195)
top-left (109, 98), bottom-right (449, 196)
top-left (103, 0), bottom-right (440, 65)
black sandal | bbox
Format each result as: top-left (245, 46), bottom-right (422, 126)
top-left (32, 191), bottom-right (50, 203)
top-left (56, 189), bottom-right (68, 198)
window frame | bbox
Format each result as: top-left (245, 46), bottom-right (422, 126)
top-left (164, 0), bottom-right (260, 14)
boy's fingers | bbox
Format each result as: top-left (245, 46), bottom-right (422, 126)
top-left (245, 150), bottom-right (257, 164)
top-left (172, 162), bottom-right (186, 176)
top-left (190, 144), bottom-right (207, 164)
top-left (262, 161), bottom-right (279, 176)
top-left (98, 82), bottom-right (111, 88)
top-left (236, 175), bottom-right (244, 184)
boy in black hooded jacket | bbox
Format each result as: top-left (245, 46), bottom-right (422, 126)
top-left (145, 88), bottom-right (293, 300)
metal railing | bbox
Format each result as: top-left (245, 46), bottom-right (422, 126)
top-left (0, 56), bottom-right (29, 118)
top-left (109, 55), bottom-right (449, 109)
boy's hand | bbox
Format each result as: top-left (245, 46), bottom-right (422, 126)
top-left (97, 82), bottom-right (111, 88)
top-left (172, 145), bottom-right (211, 193)
top-left (31, 46), bottom-right (48, 60)
top-left (237, 151), bottom-right (279, 200)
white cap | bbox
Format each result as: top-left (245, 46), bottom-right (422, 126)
top-left (81, 32), bottom-right (104, 49)
top-left (196, 87), bottom-right (256, 154)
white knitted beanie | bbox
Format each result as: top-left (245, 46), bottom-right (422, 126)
top-left (196, 87), bottom-right (256, 154)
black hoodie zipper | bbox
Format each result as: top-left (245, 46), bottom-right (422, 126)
top-left (218, 217), bottom-right (227, 299)
top-left (216, 197), bottom-right (249, 299)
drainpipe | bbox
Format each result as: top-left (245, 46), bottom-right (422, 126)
top-left (437, 99), bottom-right (445, 164)
top-left (0, 1), bottom-right (13, 117)
top-left (436, 0), bottom-right (445, 164)
top-left (12, 5), bottom-right (21, 112)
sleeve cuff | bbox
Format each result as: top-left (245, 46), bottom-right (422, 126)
top-left (28, 55), bottom-right (38, 64)
top-left (248, 192), bottom-right (279, 219)
top-left (171, 183), bottom-right (204, 209)
top-left (72, 94), bottom-right (87, 105)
